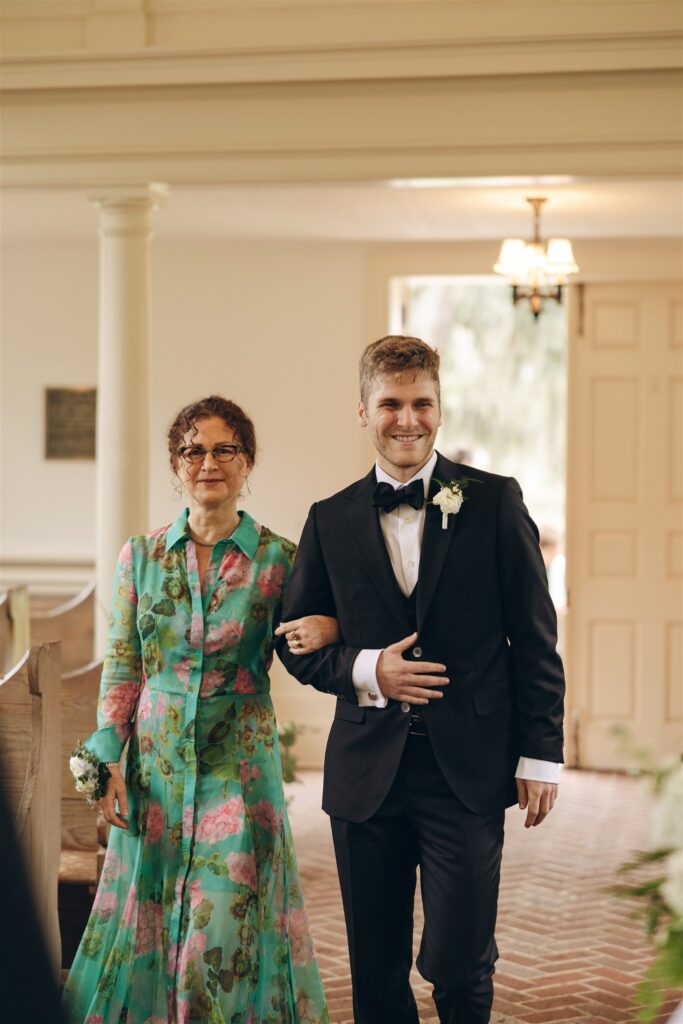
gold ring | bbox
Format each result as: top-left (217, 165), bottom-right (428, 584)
top-left (287, 630), bottom-right (300, 641)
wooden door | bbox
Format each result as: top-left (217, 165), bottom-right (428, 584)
top-left (566, 282), bottom-right (683, 768)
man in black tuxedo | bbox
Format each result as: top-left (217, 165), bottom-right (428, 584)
top-left (276, 335), bottom-right (564, 1024)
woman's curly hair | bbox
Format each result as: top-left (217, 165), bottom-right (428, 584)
top-left (167, 395), bottom-right (257, 472)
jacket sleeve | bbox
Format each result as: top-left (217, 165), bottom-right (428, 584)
top-left (84, 539), bottom-right (143, 764)
top-left (496, 477), bottom-right (565, 762)
top-left (275, 503), bottom-right (362, 703)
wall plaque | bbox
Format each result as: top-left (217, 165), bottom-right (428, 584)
top-left (45, 387), bottom-right (97, 460)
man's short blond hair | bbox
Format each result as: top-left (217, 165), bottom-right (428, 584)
top-left (359, 335), bottom-right (440, 406)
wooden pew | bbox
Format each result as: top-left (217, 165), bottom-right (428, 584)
top-left (60, 659), bottom-right (107, 886)
top-left (0, 642), bottom-right (61, 973)
top-left (0, 586), bottom-right (30, 676)
top-left (31, 580), bottom-right (95, 673)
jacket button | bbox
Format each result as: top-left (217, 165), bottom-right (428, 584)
top-left (412, 646), bottom-right (422, 658)
top-left (400, 702), bottom-right (410, 713)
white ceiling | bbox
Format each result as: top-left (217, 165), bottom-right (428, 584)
top-left (1, 177), bottom-right (681, 242)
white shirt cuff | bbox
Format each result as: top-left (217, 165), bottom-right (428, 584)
top-left (515, 757), bottom-right (562, 784)
top-left (352, 649), bottom-right (387, 708)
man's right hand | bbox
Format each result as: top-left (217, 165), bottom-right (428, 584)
top-left (376, 632), bottom-right (449, 705)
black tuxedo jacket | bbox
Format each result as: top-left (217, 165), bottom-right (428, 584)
top-left (277, 453), bottom-right (565, 821)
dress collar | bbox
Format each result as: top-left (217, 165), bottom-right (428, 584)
top-left (165, 507), bottom-right (260, 560)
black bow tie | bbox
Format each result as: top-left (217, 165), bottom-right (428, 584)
top-left (372, 479), bottom-right (425, 513)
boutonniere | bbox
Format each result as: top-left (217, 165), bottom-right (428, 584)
top-left (430, 477), bottom-right (480, 530)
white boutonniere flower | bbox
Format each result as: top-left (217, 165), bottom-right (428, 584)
top-left (430, 477), bottom-right (480, 529)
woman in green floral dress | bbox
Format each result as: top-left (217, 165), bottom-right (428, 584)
top-left (64, 396), bottom-right (336, 1024)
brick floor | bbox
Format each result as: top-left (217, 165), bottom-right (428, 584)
top-left (286, 768), bottom-right (682, 1024)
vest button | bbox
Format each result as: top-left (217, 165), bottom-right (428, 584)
top-left (412, 646), bottom-right (422, 658)
top-left (400, 702), bottom-right (410, 713)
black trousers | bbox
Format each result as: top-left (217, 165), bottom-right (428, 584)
top-left (330, 733), bottom-right (505, 1024)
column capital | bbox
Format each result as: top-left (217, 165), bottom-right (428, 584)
top-left (87, 183), bottom-right (169, 210)
top-left (88, 183), bottom-right (168, 237)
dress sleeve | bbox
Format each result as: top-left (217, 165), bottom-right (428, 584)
top-left (83, 539), bottom-right (143, 765)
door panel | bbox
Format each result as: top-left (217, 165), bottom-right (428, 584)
top-left (567, 282), bottom-right (683, 768)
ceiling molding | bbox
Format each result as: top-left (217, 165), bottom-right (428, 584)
top-left (1, 1), bottom-right (681, 89)
top-left (1, 33), bottom-right (681, 90)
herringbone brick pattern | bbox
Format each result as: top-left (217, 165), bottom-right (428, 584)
top-left (287, 769), bottom-right (682, 1024)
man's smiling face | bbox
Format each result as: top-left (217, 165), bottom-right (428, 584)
top-left (358, 371), bottom-right (442, 482)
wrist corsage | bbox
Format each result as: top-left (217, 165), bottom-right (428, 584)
top-left (69, 743), bottom-right (109, 807)
top-left (430, 477), bottom-right (480, 530)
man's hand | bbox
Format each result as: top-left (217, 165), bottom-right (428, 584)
top-left (99, 765), bottom-right (129, 830)
top-left (516, 778), bottom-right (558, 828)
top-left (376, 632), bottom-right (449, 705)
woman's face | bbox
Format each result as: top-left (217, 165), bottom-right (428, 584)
top-left (175, 416), bottom-right (249, 510)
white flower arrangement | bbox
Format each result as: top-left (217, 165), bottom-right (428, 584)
top-left (70, 742), bottom-right (106, 807)
top-left (430, 477), bottom-right (479, 529)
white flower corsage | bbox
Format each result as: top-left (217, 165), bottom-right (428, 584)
top-left (70, 742), bottom-right (106, 807)
top-left (430, 477), bottom-right (479, 529)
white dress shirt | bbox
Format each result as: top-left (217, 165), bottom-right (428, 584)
top-left (351, 452), bottom-right (561, 785)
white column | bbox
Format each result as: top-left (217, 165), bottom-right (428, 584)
top-left (89, 185), bottom-right (167, 654)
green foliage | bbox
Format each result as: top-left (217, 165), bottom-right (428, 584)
top-left (279, 721), bottom-right (302, 784)
top-left (608, 727), bottom-right (683, 1022)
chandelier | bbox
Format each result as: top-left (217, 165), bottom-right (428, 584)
top-left (493, 197), bottom-right (578, 318)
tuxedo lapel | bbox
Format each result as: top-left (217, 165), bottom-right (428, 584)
top-left (416, 454), bottom-right (467, 630)
top-left (342, 470), bottom-right (412, 630)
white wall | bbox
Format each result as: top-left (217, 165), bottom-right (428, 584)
top-left (0, 239), bottom-right (98, 564)
top-left (1, 234), bottom-right (371, 765)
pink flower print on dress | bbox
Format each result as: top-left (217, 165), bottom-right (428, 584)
top-left (226, 851), bottom-right (257, 890)
top-left (156, 691), bottom-right (167, 718)
top-left (204, 619), bottom-right (244, 654)
top-left (195, 797), bottom-right (245, 843)
top-left (234, 667), bottom-right (256, 694)
top-left (173, 658), bottom-right (191, 688)
top-left (199, 669), bottom-right (224, 697)
top-left (176, 1001), bottom-right (190, 1024)
top-left (144, 802), bottom-right (164, 844)
top-left (251, 799), bottom-right (279, 836)
top-left (100, 850), bottom-right (124, 885)
top-left (219, 550), bottom-right (255, 591)
top-left (135, 899), bottom-right (163, 956)
top-left (137, 686), bottom-right (153, 721)
top-left (239, 759), bottom-right (262, 784)
top-left (280, 907), bottom-right (315, 966)
top-left (187, 879), bottom-right (203, 910)
top-left (189, 613), bottom-right (204, 650)
top-left (178, 930), bottom-right (207, 986)
top-left (102, 682), bottom-right (139, 725)
top-left (118, 540), bottom-right (133, 571)
top-left (182, 804), bottom-right (194, 838)
top-left (122, 883), bottom-right (137, 927)
top-left (256, 563), bottom-right (286, 599)
top-left (85, 1015), bottom-right (105, 1024)
top-left (93, 890), bottom-right (118, 921)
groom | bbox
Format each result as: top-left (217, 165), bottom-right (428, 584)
top-left (276, 335), bottom-right (565, 1024)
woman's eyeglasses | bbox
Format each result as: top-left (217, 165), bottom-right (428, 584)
top-left (178, 444), bottom-right (243, 464)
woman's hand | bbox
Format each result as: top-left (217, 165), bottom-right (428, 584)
top-left (275, 615), bottom-right (341, 655)
top-left (99, 764), bottom-right (129, 830)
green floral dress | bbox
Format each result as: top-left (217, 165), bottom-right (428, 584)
top-left (63, 509), bottom-right (329, 1024)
